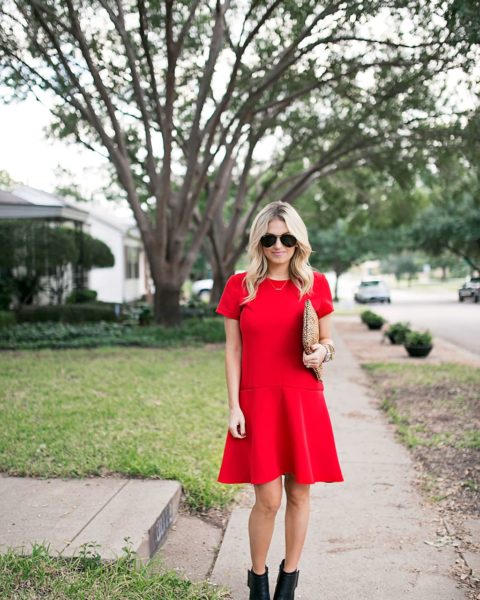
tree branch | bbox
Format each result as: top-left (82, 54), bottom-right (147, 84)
top-left (176, 0), bottom-right (231, 225)
top-left (137, 0), bottom-right (165, 136)
top-left (101, 0), bottom-right (162, 203)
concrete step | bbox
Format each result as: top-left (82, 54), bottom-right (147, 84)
top-left (0, 475), bottom-right (181, 564)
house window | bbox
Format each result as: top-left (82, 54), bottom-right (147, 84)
top-left (126, 246), bottom-right (140, 279)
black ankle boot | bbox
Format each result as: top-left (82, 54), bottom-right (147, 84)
top-left (247, 565), bottom-right (270, 600)
top-left (273, 559), bottom-right (299, 600)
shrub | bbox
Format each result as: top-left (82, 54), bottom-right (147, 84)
top-left (360, 310), bottom-right (377, 324)
top-left (0, 317), bottom-right (226, 350)
top-left (181, 303), bottom-right (217, 319)
top-left (384, 321), bottom-right (411, 344)
top-left (121, 302), bottom-right (153, 326)
top-left (65, 289), bottom-right (98, 304)
top-left (404, 330), bottom-right (433, 346)
top-left (0, 276), bottom-right (14, 310)
top-left (360, 310), bottom-right (385, 330)
top-left (138, 305), bottom-right (153, 325)
top-left (0, 311), bottom-right (15, 328)
top-left (367, 315), bottom-right (385, 329)
top-left (15, 303), bottom-right (117, 324)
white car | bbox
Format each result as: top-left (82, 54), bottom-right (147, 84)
top-left (192, 271), bottom-right (245, 303)
top-left (458, 277), bottom-right (480, 303)
top-left (191, 278), bottom-right (213, 302)
top-left (354, 279), bottom-right (391, 303)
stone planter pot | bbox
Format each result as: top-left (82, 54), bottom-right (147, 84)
top-left (366, 321), bottom-right (384, 330)
top-left (404, 344), bottom-right (433, 357)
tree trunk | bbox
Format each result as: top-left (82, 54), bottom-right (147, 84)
top-left (141, 235), bottom-right (184, 327)
top-left (154, 282), bottom-right (182, 326)
top-left (210, 261), bottom-right (237, 306)
top-left (199, 219), bottom-right (238, 306)
top-left (334, 272), bottom-right (340, 303)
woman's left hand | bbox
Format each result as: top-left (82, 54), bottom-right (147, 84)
top-left (302, 343), bottom-right (327, 369)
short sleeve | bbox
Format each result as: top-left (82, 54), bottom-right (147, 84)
top-left (216, 274), bottom-right (244, 320)
top-left (314, 272), bottom-right (334, 319)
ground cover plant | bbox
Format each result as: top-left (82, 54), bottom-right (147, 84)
top-left (0, 318), bottom-right (224, 350)
top-left (0, 345), bottom-right (238, 512)
top-left (0, 541), bottom-right (230, 599)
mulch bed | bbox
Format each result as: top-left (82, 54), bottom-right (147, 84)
top-left (368, 374), bottom-right (479, 518)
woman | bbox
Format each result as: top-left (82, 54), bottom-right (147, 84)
top-left (215, 201), bottom-right (343, 600)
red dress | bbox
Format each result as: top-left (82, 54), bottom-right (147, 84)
top-left (215, 270), bottom-right (344, 485)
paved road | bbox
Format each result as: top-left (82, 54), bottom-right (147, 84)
top-left (338, 289), bottom-right (480, 356)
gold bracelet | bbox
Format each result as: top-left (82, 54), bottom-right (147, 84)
top-left (321, 343), bottom-right (335, 363)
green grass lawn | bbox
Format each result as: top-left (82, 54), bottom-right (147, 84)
top-left (0, 345), bottom-right (241, 512)
top-left (363, 360), bottom-right (480, 387)
top-left (0, 542), bottom-right (230, 599)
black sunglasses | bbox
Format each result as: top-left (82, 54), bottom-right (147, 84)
top-left (260, 233), bottom-right (297, 248)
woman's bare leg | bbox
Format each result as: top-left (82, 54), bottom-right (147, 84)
top-left (248, 475), bottom-right (283, 574)
top-left (283, 473), bottom-right (311, 572)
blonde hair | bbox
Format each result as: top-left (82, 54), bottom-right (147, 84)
top-left (240, 201), bottom-right (316, 305)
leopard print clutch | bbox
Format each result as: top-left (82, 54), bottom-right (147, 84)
top-left (302, 299), bottom-right (323, 381)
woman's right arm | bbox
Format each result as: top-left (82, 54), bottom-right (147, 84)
top-left (224, 317), bottom-right (246, 439)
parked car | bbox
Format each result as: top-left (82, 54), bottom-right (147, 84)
top-left (354, 279), bottom-right (391, 304)
top-left (192, 271), bottom-right (246, 303)
top-left (458, 277), bottom-right (480, 303)
top-left (191, 278), bottom-right (213, 303)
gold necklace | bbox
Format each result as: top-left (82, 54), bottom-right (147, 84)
top-left (267, 277), bottom-right (289, 291)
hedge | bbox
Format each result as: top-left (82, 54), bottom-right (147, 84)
top-left (15, 303), bottom-right (118, 323)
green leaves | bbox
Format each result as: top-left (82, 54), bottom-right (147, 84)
top-left (408, 154), bottom-right (480, 271)
top-left (0, 221), bottom-right (114, 305)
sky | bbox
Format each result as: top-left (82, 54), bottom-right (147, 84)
top-left (0, 97), bottom-right (107, 195)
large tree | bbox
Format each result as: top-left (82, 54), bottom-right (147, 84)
top-left (409, 167), bottom-right (480, 273)
top-left (309, 219), bottom-right (367, 301)
top-left (0, 1), bottom-right (476, 323)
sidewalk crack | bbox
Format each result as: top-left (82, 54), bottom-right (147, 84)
top-left (61, 479), bottom-right (131, 552)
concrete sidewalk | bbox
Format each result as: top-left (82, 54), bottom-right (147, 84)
top-left (0, 476), bottom-right (181, 564)
top-left (210, 323), bottom-right (465, 599)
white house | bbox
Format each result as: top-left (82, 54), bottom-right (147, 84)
top-left (69, 199), bottom-right (150, 304)
top-left (0, 185), bottom-right (151, 304)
